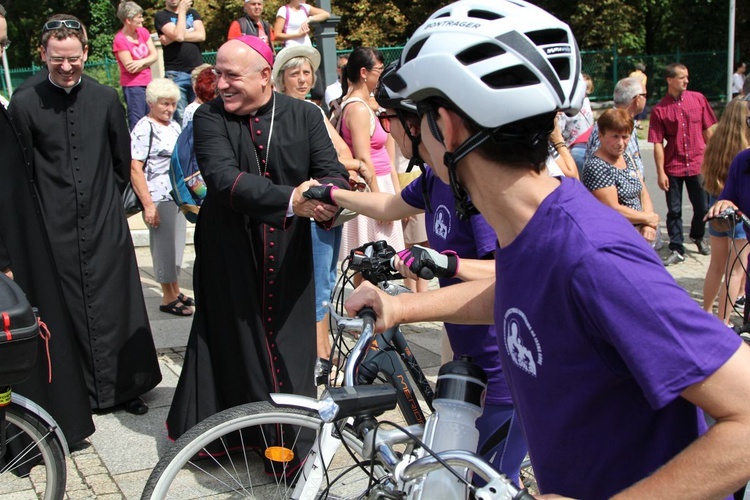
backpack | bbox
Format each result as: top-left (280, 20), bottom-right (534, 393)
top-left (169, 120), bottom-right (206, 223)
top-left (330, 97), bottom-right (376, 137)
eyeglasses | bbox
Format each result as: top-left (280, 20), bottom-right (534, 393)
top-left (43, 20), bottom-right (82, 33)
top-left (47, 55), bottom-right (84, 65)
top-left (634, 93), bottom-right (648, 100)
top-left (369, 65), bottom-right (385, 74)
top-left (0, 39), bottom-right (10, 49)
top-left (378, 113), bottom-right (398, 133)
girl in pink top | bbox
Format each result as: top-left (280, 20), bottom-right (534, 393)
top-left (338, 47), bottom-right (404, 278)
top-left (113, 1), bottom-right (158, 129)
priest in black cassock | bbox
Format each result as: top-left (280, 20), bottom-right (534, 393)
top-left (166, 36), bottom-right (349, 440)
top-left (8, 16), bottom-right (161, 415)
top-left (0, 6), bottom-right (94, 448)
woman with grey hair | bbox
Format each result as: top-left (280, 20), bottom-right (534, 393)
top-left (130, 78), bottom-right (193, 316)
top-left (113, 1), bottom-right (158, 129)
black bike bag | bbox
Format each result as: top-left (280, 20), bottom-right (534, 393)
top-left (0, 274), bottom-right (39, 386)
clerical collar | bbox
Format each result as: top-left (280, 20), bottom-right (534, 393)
top-left (48, 74), bottom-right (82, 94)
top-left (249, 93), bottom-right (276, 117)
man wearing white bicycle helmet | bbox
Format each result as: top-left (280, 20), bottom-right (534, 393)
top-left (346, 1), bottom-right (750, 498)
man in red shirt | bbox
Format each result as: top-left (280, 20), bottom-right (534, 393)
top-left (649, 63), bottom-right (717, 266)
top-left (227, 0), bottom-right (274, 53)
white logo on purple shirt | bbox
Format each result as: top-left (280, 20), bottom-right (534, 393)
top-left (433, 205), bottom-right (451, 240)
top-left (503, 308), bottom-right (542, 377)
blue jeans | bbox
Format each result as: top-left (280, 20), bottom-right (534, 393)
top-left (123, 85), bottom-right (148, 131)
top-left (165, 70), bottom-right (194, 125)
top-left (570, 144), bottom-right (586, 176)
top-left (665, 174), bottom-right (708, 254)
top-left (311, 223), bottom-right (342, 321)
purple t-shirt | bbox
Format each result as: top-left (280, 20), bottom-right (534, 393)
top-left (494, 178), bottom-right (740, 498)
top-left (718, 149), bottom-right (750, 295)
top-left (402, 166), bottom-right (510, 405)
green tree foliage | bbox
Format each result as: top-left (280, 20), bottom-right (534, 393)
top-left (88, 0), bottom-right (118, 59)
top-left (1, 0), bottom-right (748, 69)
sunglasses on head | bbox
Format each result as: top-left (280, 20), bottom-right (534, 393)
top-left (43, 20), bottom-right (82, 32)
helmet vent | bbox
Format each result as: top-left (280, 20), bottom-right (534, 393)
top-left (525, 29), bottom-right (568, 47)
top-left (481, 65), bottom-right (540, 90)
top-left (549, 57), bottom-right (571, 81)
top-left (403, 37), bottom-right (428, 64)
top-left (467, 9), bottom-right (504, 21)
top-left (456, 43), bottom-right (506, 65)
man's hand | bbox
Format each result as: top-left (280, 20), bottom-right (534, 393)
top-left (344, 281), bottom-right (401, 333)
top-left (657, 171), bottom-right (669, 191)
top-left (395, 245), bottom-right (459, 280)
top-left (2, 267), bottom-right (13, 280)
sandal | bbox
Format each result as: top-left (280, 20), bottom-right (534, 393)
top-left (159, 299), bottom-right (193, 316)
top-left (177, 293), bottom-right (195, 306)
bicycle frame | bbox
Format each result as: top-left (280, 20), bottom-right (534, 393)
top-left (359, 326), bottom-right (435, 426)
top-left (268, 392), bottom-right (351, 500)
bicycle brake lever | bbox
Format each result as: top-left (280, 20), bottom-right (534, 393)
top-left (326, 302), bottom-right (364, 331)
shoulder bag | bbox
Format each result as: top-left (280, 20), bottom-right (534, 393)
top-left (123, 122), bottom-right (154, 217)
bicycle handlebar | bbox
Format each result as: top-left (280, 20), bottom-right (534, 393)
top-left (708, 206), bottom-right (750, 227)
top-left (343, 307), bottom-right (376, 387)
top-left (398, 450), bottom-right (534, 500)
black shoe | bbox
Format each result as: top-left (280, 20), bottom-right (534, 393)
top-left (691, 237), bottom-right (711, 255)
top-left (124, 397), bottom-right (148, 415)
top-left (737, 296), bottom-right (746, 307)
top-left (664, 250), bottom-right (685, 266)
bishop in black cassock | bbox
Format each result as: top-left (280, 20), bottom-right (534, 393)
top-left (166, 36), bottom-right (349, 442)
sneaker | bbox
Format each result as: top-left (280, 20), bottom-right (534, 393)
top-left (737, 296), bottom-right (746, 307)
top-left (691, 237), bottom-right (711, 255)
top-left (664, 250), bottom-right (685, 266)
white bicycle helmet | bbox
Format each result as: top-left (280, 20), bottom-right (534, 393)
top-left (389, 0), bottom-right (585, 130)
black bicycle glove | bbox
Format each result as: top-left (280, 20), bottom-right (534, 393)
top-left (302, 185), bottom-right (337, 205)
top-left (396, 245), bottom-right (459, 280)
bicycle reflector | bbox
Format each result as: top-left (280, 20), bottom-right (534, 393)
top-left (319, 385), bottom-right (398, 423)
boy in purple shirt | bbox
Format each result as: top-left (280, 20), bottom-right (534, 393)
top-left (344, 1), bottom-right (750, 498)
top-left (305, 62), bottom-right (528, 482)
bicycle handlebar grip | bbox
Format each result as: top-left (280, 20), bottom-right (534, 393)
top-left (513, 489), bottom-right (536, 500)
top-left (358, 307), bottom-right (377, 326)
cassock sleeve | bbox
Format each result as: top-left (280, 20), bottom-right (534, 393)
top-left (193, 101), bottom-right (295, 225)
top-left (107, 91), bottom-right (132, 193)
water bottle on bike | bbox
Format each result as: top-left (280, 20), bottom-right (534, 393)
top-left (419, 356), bottom-right (487, 498)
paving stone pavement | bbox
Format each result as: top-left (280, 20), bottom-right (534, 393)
top-left (6, 228), bottom-right (741, 499)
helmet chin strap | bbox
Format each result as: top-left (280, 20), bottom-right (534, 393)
top-left (427, 109), bottom-right (489, 221)
top-left (399, 109), bottom-right (432, 212)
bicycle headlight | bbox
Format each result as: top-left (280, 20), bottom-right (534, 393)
top-left (318, 386), bottom-right (398, 423)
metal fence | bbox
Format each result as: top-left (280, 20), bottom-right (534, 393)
top-left (1, 46), bottom-right (732, 105)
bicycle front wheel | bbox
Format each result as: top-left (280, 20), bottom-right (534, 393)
top-left (143, 401), bottom-right (380, 499)
top-left (1, 402), bottom-right (67, 500)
